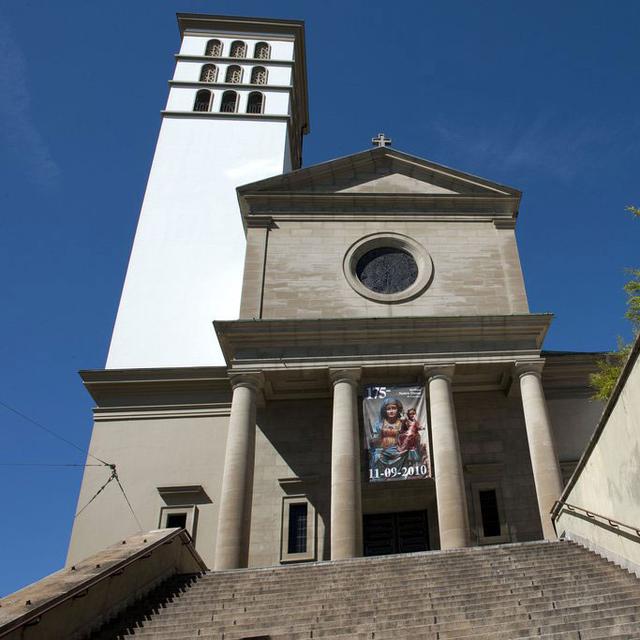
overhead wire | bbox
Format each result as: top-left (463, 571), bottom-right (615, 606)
top-left (113, 473), bottom-right (144, 531)
top-left (0, 398), bottom-right (111, 466)
top-left (74, 466), bottom-right (117, 520)
top-left (0, 463), bottom-right (105, 468)
top-left (1, 397), bottom-right (144, 529)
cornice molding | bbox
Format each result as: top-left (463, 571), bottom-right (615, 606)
top-left (215, 314), bottom-right (553, 369)
top-left (93, 405), bottom-right (231, 421)
top-left (80, 366), bottom-right (232, 408)
top-left (181, 31), bottom-right (295, 43)
top-left (240, 194), bottom-right (519, 221)
top-left (177, 14), bottom-right (306, 39)
top-left (245, 215), bottom-right (275, 229)
top-left (80, 366), bottom-right (229, 382)
top-left (161, 110), bottom-right (291, 124)
top-left (245, 214), bottom-right (506, 224)
top-left (169, 80), bottom-right (292, 92)
top-left (244, 192), bottom-right (518, 204)
top-left (540, 351), bottom-right (603, 395)
top-left (175, 54), bottom-right (294, 66)
top-left (493, 219), bottom-right (517, 230)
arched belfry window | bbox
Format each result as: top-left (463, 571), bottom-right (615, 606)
top-left (247, 92), bottom-right (264, 114)
top-left (193, 89), bottom-right (212, 112)
top-left (230, 40), bottom-right (247, 58)
top-left (225, 65), bottom-right (243, 84)
top-left (254, 42), bottom-right (270, 60)
top-left (205, 39), bottom-right (222, 57)
top-left (200, 64), bottom-right (218, 83)
top-left (251, 66), bottom-right (267, 85)
top-left (220, 90), bottom-right (238, 113)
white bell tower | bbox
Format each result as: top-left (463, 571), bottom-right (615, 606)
top-left (106, 14), bottom-right (309, 368)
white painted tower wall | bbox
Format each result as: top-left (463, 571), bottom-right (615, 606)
top-left (106, 31), bottom-right (297, 368)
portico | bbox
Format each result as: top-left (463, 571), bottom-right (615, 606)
top-left (212, 313), bottom-right (564, 567)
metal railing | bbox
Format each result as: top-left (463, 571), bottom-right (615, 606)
top-left (552, 499), bottom-right (640, 540)
top-left (247, 102), bottom-right (264, 114)
top-left (220, 100), bottom-right (237, 113)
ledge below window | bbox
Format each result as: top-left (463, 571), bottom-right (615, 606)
top-left (161, 110), bottom-right (291, 123)
top-left (169, 80), bottom-right (292, 92)
top-left (175, 54), bottom-right (294, 66)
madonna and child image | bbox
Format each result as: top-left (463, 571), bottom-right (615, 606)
top-left (362, 385), bottom-right (432, 482)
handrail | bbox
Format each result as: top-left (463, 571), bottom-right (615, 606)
top-left (551, 499), bottom-right (640, 539)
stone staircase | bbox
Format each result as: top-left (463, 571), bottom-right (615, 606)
top-left (90, 540), bottom-right (640, 639)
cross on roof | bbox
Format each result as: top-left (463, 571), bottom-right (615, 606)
top-left (371, 132), bottom-right (392, 148)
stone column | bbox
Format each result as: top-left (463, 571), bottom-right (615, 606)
top-left (426, 365), bottom-right (470, 550)
top-left (329, 368), bottom-right (362, 560)
top-left (515, 361), bottom-right (563, 540)
top-left (214, 373), bottom-right (262, 570)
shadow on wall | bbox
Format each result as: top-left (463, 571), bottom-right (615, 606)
top-left (256, 398), bottom-right (333, 560)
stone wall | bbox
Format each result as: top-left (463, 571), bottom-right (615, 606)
top-left (66, 413), bottom-right (229, 570)
top-left (241, 219), bottom-right (528, 320)
top-left (553, 336), bottom-right (640, 574)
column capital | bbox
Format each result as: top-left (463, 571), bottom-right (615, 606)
top-left (424, 364), bottom-right (456, 383)
top-left (513, 359), bottom-right (545, 380)
top-left (229, 371), bottom-right (264, 392)
top-left (329, 367), bottom-right (362, 388)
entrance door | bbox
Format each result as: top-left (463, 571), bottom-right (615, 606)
top-left (363, 510), bottom-right (429, 557)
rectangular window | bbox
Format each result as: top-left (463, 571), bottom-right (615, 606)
top-left (479, 489), bottom-right (501, 537)
top-left (287, 503), bottom-right (308, 554)
top-left (280, 495), bottom-right (316, 563)
top-left (158, 505), bottom-right (198, 542)
top-left (471, 482), bottom-right (509, 544)
top-left (166, 512), bottom-right (188, 529)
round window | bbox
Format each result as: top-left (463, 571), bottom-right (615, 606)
top-left (355, 247), bottom-right (418, 294)
top-left (343, 233), bottom-right (434, 304)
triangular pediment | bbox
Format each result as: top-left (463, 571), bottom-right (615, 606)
top-left (237, 147), bottom-right (520, 198)
top-left (337, 172), bottom-right (459, 195)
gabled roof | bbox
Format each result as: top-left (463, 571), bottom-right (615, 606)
top-left (236, 147), bottom-right (521, 224)
top-left (239, 146), bottom-right (519, 197)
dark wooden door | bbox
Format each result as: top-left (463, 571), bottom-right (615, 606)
top-left (363, 510), bottom-right (429, 557)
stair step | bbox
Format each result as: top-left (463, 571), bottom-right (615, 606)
top-left (89, 541), bottom-right (640, 640)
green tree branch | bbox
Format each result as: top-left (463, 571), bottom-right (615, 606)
top-left (590, 206), bottom-right (639, 400)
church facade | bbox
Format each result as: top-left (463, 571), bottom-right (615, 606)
top-left (67, 13), bottom-right (601, 572)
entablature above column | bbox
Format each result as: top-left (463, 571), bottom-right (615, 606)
top-left (79, 366), bottom-right (233, 420)
top-left (215, 313), bottom-right (555, 401)
top-left (215, 314), bottom-right (552, 369)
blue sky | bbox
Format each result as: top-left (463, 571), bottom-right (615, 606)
top-left (1, 0), bottom-right (638, 596)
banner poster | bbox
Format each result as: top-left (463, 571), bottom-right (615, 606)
top-left (363, 384), bottom-right (431, 482)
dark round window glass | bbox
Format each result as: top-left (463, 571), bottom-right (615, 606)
top-left (355, 247), bottom-right (418, 294)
